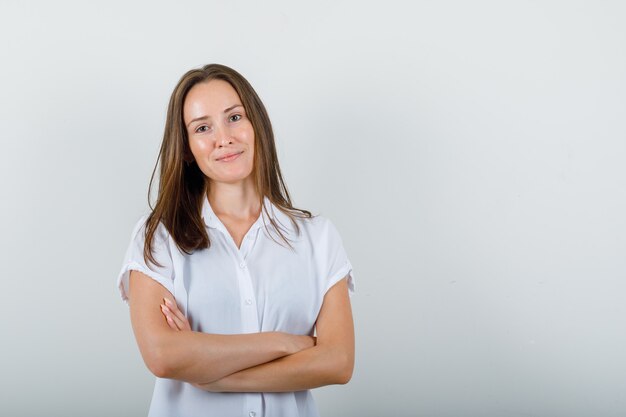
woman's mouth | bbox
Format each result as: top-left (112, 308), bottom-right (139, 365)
top-left (216, 151), bottom-right (243, 162)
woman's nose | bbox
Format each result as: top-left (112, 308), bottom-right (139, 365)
top-left (213, 125), bottom-right (233, 148)
top-left (216, 137), bottom-right (233, 147)
top-left (218, 138), bottom-right (233, 147)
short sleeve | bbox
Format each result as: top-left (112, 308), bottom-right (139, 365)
top-left (318, 217), bottom-right (356, 296)
top-left (116, 215), bottom-right (175, 304)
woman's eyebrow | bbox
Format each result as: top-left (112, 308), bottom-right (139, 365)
top-left (186, 104), bottom-right (243, 127)
top-left (223, 104), bottom-right (243, 113)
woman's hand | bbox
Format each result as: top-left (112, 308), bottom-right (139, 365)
top-left (160, 298), bottom-right (191, 331)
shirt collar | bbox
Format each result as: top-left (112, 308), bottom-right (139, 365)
top-left (201, 195), bottom-right (296, 235)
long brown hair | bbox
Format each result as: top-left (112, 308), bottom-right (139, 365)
top-left (144, 63), bottom-right (312, 267)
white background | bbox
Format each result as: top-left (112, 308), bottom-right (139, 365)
top-left (1, 1), bottom-right (625, 416)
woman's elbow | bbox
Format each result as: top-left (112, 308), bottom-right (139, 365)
top-left (143, 345), bottom-right (172, 378)
top-left (144, 353), bottom-right (171, 378)
top-left (327, 349), bottom-right (354, 385)
top-left (139, 334), bottom-right (177, 378)
top-left (336, 354), bottom-right (354, 384)
top-left (336, 370), bottom-right (353, 385)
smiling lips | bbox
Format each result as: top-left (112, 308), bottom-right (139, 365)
top-left (216, 151), bottom-right (243, 162)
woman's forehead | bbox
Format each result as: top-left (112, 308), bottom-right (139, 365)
top-left (184, 80), bottom-right (243, 121)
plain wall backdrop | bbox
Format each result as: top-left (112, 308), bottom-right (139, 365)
top-left (1, 1), bottom-right (625, 416)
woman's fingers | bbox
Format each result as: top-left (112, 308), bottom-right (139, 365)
top-left (159, 298), bottom-right (192, 331)
top-left (161, 304), bottom-right (187, 330)
top-left (161, 304), bottom-right (181, 330)
top-left (166, 315), bottom-right (180, 330)
top-left (164, 298), bottom-right (192, 331)
top-left (164, 298), bottom-right (188, 326)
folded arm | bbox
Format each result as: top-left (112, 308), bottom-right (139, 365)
top-left (171, 277), bottom-right (355, 392)
top-left (127, 270), bottom-right (314, 384)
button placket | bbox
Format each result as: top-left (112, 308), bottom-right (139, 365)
top-left (234, 227), bottom-right (260, 335)
top-left (245, 393), bottom-right (262, 417)
top-left (239, 225), bottom-right (260, 261)
top-left (237, 263), bottom-right (258, 331)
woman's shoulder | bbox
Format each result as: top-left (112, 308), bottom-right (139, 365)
top-left (299, 213), bottom-right (330, 227)
top-left (292, 212), bottom-right (342, 240)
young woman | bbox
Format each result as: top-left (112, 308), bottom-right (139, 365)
top-left (117, 64), bottom-right (355, 417)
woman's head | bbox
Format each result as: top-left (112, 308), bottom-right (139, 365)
top-left (183, 79), bottom-right (256, 187)
top-left (144, 64), bottom-right (311, 265)
top-left (158, 63), bottom-right (281, 195)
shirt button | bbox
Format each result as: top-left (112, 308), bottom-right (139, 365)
top-left (249, 412), bottom-right (256, 417)
top-left (239, 261), bottom-right (246, 268)
top-left (245, 299), bottom-right (252, 305)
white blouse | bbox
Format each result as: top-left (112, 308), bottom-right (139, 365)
top-left (117, 195), bottom-right (355, 417)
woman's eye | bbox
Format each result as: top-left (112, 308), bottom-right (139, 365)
top-left (229, 114), bottom-right (242, 122)
top-left (195, 125), bottom-right (210, 133)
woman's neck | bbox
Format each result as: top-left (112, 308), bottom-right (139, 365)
top-left (207, 180), bottom-right (262, 221)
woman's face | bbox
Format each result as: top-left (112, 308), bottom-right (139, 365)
top-left (183, 79), bottom-right (255, 186)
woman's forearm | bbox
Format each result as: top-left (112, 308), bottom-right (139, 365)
top-left (149, 330), bottom-right (313, 384)
top-left (195, 343), bottom-right (354, 392)
top-left (193, 278), bottom-right (355, 393)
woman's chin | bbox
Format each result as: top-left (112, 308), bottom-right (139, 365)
top-left (202, 165), bottom-right (253, 183)
top-left (208, 172), bottom-right (254, 185)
